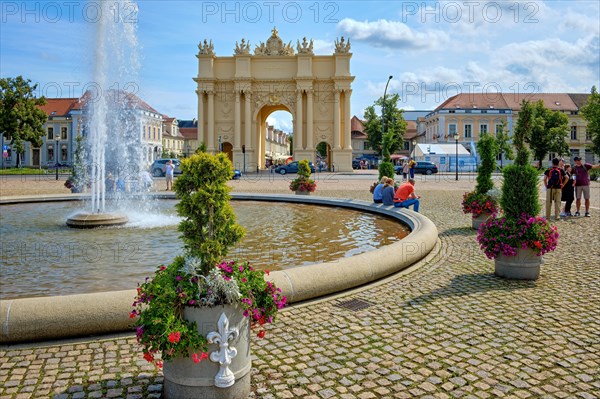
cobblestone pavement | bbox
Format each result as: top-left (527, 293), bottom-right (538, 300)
top-left (1, 178), bottom-right (599, 398)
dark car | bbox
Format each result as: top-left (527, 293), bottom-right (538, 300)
top-left (274, 161), bottom-right (316, 175)
top-left (150, 159), bottom-right (182, 177)
top-left (395, 161), bottom-right (438, 175)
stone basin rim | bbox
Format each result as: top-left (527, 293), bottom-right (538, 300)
top-left (0, 192), bottom-right (438, 344)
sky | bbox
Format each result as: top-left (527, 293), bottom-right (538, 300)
top-left (1, 0), bottom-right (599, 133)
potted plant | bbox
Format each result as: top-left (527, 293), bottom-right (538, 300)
top-left (462, 132), bottom-right (499, 229)
top-left (131, 152), bottom-right (286, 398)
top-left (477, 101), bottom-right (559, 280)
top-left (289, 159), bottom-right (316, 194)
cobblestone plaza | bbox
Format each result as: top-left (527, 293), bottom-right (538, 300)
top-left (1, 172), bottom-right (599, 398)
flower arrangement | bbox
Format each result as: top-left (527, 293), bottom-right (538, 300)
top-left (289, 159), bottom-right (316, 193)
top-left (462, 191), bottom-right (499, 217)
top-left (131, 256), bottom-right (286, 367)
top-left (131, 151), bottom-right (286, 369)
top-left (477, 213), bottom-right (559, 259)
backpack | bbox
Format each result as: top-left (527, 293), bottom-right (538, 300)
top-left (547, 167), bottom-right (563, 189)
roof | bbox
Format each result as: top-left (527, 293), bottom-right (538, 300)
top-left (178, 119), bottom-right (198, 128)
top-left (179, 127), bottom-right (198, 139)
top-left (351, 116), bottom-right (364, 132)
top-left (351, 131), bottom-right (367, 139)
top-left (567, 93), bottom-right (591, 109)
top-left (79, 90), bottom-right (162, 115)
top-left (434, 93), bottom-right (584, 112)
top-left (415, 143), bottom-right (471, 157)
top-left (38, 98), bottom-right (81, 116)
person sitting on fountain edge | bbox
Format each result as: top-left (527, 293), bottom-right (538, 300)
top-left (393, 178), bottom-right (421, 212)
top-left (372, 176), bottom-right (387, 204)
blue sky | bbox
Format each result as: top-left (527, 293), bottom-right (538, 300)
top-left (1, 0), bottom-right (599, 132)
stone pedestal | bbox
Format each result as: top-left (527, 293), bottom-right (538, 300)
top-left (66, 212), bottom-right (128, 228)
top-left (495, 248), bottom-right (542, 280)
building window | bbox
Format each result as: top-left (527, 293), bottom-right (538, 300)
top-left (47, 127), bottom-right (54, 140)
top-left (449, 124), bottom-right (457, 136)
top-left (403, 141), bottom-right (410, 150)
top-left (585, 149), bottom-right (594, 162)
top-left (570, 149), bottom-right (579, 160)
top-left (363, 142), bottom-right (371, 150)
top-left (47, 145), bottom-right (54, 161)
top-left (61, 145), bottom-right (68, 161)
top-left (61, 127), bottom-right (67, 140)
top-left (464, 124), bottom-right (472, 138)
top-left (480, 124), bottom-right (488, 134)
top-left (495, 124), bottom-right (503, 135)
top-left (570, 126), bottom-right (577, 140)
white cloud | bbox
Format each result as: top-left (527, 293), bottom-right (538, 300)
top-left (337, 18), bottom-right (450, 50)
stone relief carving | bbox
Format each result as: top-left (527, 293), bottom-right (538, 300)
top-left (296, 37), bottom-right (314, 55)
top-left (254, 27), bottom-right (294, 56)
top-left (234, 38), bottom-right (251, 55)
top-left (334, 36), bottom-right (351, 54)
top-left (198, 39), bottom-right (214, 55)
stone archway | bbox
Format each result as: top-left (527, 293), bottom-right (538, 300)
top-left (194, 28), bottom-right (355, 172)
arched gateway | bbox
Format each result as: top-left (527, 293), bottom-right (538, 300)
top-left (194, 28), bottom-right (355, 172)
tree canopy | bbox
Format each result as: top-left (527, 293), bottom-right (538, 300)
top-left (514, 100), bottom-right (569, 168)
top-left (580, 86), bottom-right (600, 157)
top-left (494, 120), bottom-right (514, 169)
top-left (363, 93), bottom-right (407, 156)
top-left (0, 76), bottom-right (47, 166)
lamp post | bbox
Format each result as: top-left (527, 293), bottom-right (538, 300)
top-left (454, 132), bottom-right (459, 181)
top-left (381, 75), bottom-right (393, 157)
top-left (55, 135), bottom-right (60, 181)
top-left (411, 138), bottom-right (417, 159)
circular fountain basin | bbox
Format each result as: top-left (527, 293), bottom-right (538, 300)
top-left (66, 212), bottom-right (128, 228)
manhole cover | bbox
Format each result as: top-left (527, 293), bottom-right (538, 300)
top-left (334, 298), bottom-right (374, 311)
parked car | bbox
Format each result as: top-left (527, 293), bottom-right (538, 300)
top-left (150, 159), bottom-right (182, 177)
top-left (274, 161), bottom-right (316, 175)
top-left (394, 161), bottom-right (438, 175)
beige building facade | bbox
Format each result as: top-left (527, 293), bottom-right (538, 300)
top-left (194, 28), bottom-right (355, 172)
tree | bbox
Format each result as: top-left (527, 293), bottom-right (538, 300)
top-left (363, 93), bottom-right (407, 156)
top-left (475, 132), bottom-right (498, 194)
top-left (580, 85), bottom-right (600, 157)
top-left (0, 76), bottom-right (47, 167)
top-left (516, 100), bottom-right (569, 168)
top-left (494, 120), bottom-right (514, 169)
top-left (316, 142), bottom-right (328, 158)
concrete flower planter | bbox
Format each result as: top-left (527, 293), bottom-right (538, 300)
top-left (295, 190), bottom-right (310, 195)
top-left (471, 212), bottom-right (492, 230)
top-left (494, 247), bottom-right (542, 280)
top-left (163, 304), bottom-right (251, 399)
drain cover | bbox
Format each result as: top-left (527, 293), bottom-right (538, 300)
top-left (334, 298), bottom-right (374, 311)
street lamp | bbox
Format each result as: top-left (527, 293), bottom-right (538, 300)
top-left (381, 75), bottom-right (393, 156)
top-left (55, 135), bottom-right (60, 181)
top-left (411, 138), bottom-right (417, 159)
top-left (453, 131), bottom-right (460, 181)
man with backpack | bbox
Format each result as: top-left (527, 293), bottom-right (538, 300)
top-left (544, 158), bottom-right (568, 221)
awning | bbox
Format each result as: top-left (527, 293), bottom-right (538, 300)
top-left (391, 154), bottom-right (409, 160)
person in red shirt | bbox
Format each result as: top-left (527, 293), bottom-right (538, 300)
top-left (393, 178), bottom-right (421, 212)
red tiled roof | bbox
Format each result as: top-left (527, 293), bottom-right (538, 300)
top-left (179, 127), bottom-right (198, 139)
top-left (38, 98), bottom-right (80, 116)
top-left (351, 116), bottom-right (365, 132)
top-left (435, 93), bottom-right (582, 112)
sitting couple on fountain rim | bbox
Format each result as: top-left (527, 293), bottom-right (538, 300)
top-left (373, 177), bottom-right (421, 212)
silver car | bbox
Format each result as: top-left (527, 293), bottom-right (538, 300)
top-left (150, 159), bottom-right (182, 177)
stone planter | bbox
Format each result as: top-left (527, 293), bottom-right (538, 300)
top-left (471, 212), bottom-right (492, 230)
top-left (295, 190), bottom-right (310, 195)
top-left (494, 247), bottom-right (542, 280)
top-left (163, 304), bottom-right (251, 399)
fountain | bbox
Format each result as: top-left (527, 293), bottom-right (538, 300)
top-left (66, 0), bottom-right (140, 228)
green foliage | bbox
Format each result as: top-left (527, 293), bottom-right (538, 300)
top-left (580, 86), bottom-right (600, 157)
top-left (174, 152), bottom-right (245, 275)
top-left (475, 132), bottom-right (498, 195)
top-left (589, 168), bottom-right (600, 182)
top-left (316, 142), bottom-right (328, 158)
top-left (500, 164), bottom-right (540, 219)
top-left (197, 142), bottom-right (207, 153)
top-left (378, 161), bottom-right (395, 182)
top-left (363, 93), bottom-right (407, 155)
top-left (515, 100), bottom-right (569, 168)
top-left (495, 120), bottom-right (514, 168)
top-left (297, 159), bottom-right (312, 178)
top-left (0, 76), bottom-right (47, 166)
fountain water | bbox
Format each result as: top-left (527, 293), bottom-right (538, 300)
top-left (67, 0), bottom-right (141, 228)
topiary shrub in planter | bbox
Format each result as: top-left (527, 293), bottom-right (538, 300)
top-left (132, 152), bottom-right (286, 398)
top-left (462, 132), bottom-right (499, 229)
top-left (289, 159), bottom-right (316, 194)
top-left (477, 100), bottom-right (559, 280)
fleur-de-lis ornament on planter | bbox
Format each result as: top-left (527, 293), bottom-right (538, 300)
top-left (207, 312), bottom-right (239, 388)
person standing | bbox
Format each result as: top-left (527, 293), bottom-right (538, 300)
top-left (543, 158), bottom-right (567, 220)
top-left (572, 156), bottom-right (600, 217)
top-left (402, 162), bottom-right (410, 180)
top-left (560, 164), bottom-right (575, 217)
top-left (409, 158), bottom-right (416, 179)
top-left (393, 178), bottom-right (421, 212)
top-left (164, 159), bottom-right (175, 191)
top-left (381, 177), bottom-right (396, 206)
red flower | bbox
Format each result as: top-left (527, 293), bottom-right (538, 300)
top-left (265, 270), bottom-right (270, 276)
top-left (129, 311), bottom-right (137, 319)
top-left (257, 330), bottom-right (266, 338)
top-left (155, 360), bottom-right (163, 369)
top-left (143, 352), bottom-right (154, 363)
top-left (533, 240), bottom-right (542, 249)
top-left (168, 331), bottom-right (181, 343)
